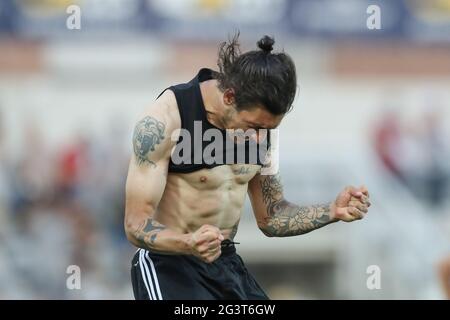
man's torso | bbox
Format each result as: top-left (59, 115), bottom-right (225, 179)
top-left (156, 163), bottom-right (260, 238)
top-left (153, 69), bottom-right (266, 239)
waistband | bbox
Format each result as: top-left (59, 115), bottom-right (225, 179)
top-left (220, 239), bottom-right (239, 255)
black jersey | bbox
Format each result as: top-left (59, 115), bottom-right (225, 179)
top-left (158, 68), bottom-right (270, 174)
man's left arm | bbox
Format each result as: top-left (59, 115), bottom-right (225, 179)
top-left (247, 173), bottom-right (371, 237)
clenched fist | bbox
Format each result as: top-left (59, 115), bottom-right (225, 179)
top-left (188, 224), bottom-right (224, 263)
top-left (331, 185), bottom-right (371, 222)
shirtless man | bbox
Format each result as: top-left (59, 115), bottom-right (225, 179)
top-left (124, 34), bottom-right (371, 300)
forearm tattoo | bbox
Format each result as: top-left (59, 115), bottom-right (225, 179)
top-left (133, 116), bottom-right (165, 166)
top-left (259, 174), bottom-right (333, 237)
top-left (134, 218), bottom-right (167, 251)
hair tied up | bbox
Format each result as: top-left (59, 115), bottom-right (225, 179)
top-left (257, 35), bottom-right (274, 54)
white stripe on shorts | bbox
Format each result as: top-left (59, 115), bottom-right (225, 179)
top-left (138, 249), bottom-right (155, 300)
top-left (145, 251), bottom-right (163, 300)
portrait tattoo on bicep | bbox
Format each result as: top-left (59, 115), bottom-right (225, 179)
top-left (133, 116), bottom-right (165, 166)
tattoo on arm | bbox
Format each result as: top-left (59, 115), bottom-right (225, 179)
top-left (259, 174), bottom-right (333, 237)
top-left (134, 218), bottom-right (167, 251)
top-left (133, 116), bottom-right (165, 166)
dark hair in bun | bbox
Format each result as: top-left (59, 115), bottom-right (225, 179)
top-left (216, 31), bottom-right (297, 115)
top-left (257, 35), bottom-right (275, 54)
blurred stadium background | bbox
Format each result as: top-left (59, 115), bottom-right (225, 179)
top-left (0, 0), bottom-right (450, 299)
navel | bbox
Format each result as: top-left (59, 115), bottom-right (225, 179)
top-left (200, 176), bottom-right (208, 183)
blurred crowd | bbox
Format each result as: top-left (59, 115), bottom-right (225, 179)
top-left (374, 106), bottom-right (450, 209)
top-left (0, 111), bottom-right (133, 299)
top-left (0, 96), bottom-right (449, 299)
top-left (373, 103), bottom-right (450, 299)
top-left (0, 0), bottom-right (449, 301)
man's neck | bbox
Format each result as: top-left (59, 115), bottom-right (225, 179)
top-left (199, 80), bottom-right (227, 129)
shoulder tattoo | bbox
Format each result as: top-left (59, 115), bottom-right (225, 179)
top-left (133, 116), bottom-right (165, 166)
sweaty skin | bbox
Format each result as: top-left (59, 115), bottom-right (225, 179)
top-left (159, 164), bottom-right (259, 238)
top-left (124, 82), bottom-right (371, 264)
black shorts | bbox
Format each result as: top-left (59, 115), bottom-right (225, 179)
top-left (130, 240), bottom-right (269, 300)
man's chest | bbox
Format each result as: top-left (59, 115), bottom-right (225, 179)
top-left (172, 164), bottom-right (261, 190)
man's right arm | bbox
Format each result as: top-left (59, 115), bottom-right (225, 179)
top-left (124, 92), bottom-right (223, 262)
top-left (124, 95), bottom-right (190, 254)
